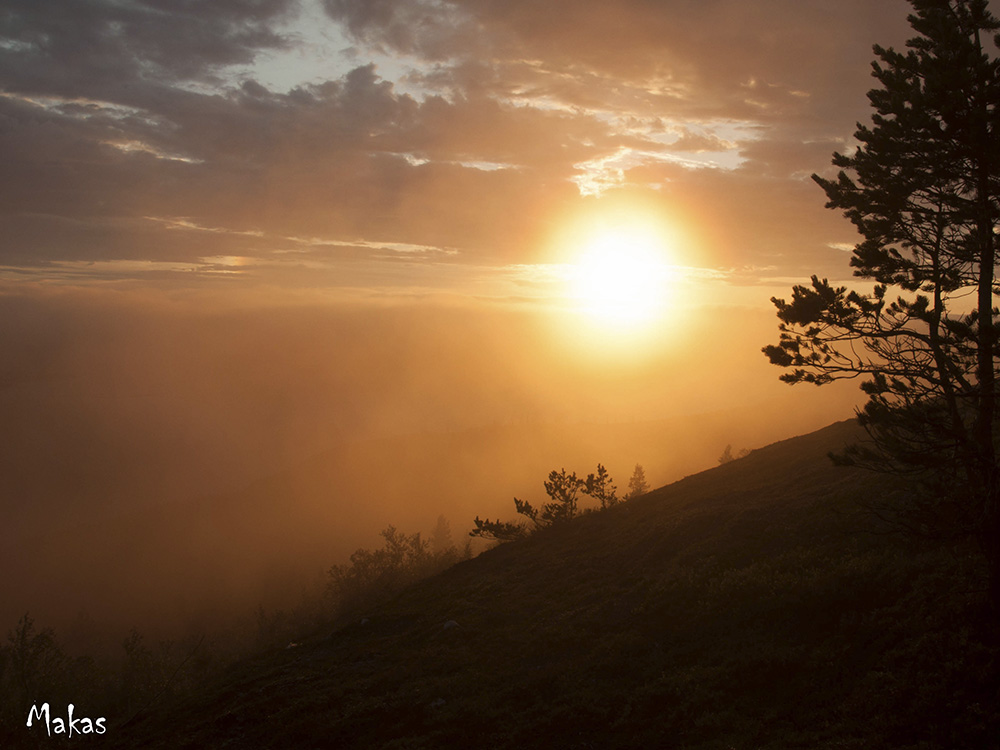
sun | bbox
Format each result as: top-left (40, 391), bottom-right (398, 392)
top-left (568, 225), bottom-right (673, 327)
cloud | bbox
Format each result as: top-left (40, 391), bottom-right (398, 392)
top-left (323, 0), bottom-right (478, 60)
top-left (324, 0), bottom-right (912, 116)
top-left (0, 0), bottom-right (929, 289)
top-left (0, 48), bottom-right (607, 271)
top-left (0, 0), bottom-right (296, 98)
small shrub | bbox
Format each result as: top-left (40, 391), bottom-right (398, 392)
top-left (472, 464), bottom-right (626, 544)
top-left (327, 524), bottom-right (469, 615)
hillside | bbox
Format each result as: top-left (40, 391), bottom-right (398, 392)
top-left (4, 404), bottom-right (835, 635)
top-left (114, 420), bottom-right (999, 750)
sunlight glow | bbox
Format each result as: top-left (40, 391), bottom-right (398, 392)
top-left (568, 224), bottom-right (673, 328)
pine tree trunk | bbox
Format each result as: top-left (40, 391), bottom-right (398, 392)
top-left (975, 213), bottom-right (998, 613)
top-left (971, 19), bottom-right (997, 610)
top-left (982, 491), bottom-right (1000, 612)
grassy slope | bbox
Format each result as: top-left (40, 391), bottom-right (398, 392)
top-left (11, 411), bottom-right (780, 634)
top-left (118, 420), bottom-right (999, 750)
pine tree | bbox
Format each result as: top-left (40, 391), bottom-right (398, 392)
top-left (519, 468), bottom-right (585, 526)
top-left (625, 463), bottom-right (649, 499)
top-left (469, 516), bottom-right (528, 543)
top-left (763, 0), bottom-right (1000, 603)
top-left (470, 467), bottom-right (590, 543)
top-left (584, 464), bottom-right (619, 509)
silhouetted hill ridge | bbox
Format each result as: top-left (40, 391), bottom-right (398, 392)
top-left (6, 408), bottom-right (812, 633)
top-left (114, 419), bottom-right (999, 750)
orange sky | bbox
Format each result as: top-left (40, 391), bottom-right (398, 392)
top-left (7, 0), bottom-right (974, 455)
top-left (0, 2), bottom-right (939, 409)
top-left (41, 2), bottom-right (1000, 446)
top-left (3, 0), bottom-right (961, 507)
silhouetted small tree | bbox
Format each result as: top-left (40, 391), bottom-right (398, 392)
top-left (625, 463), bottom-right (649, 499)
top-left (327, 526), bottom-right (432, 612)
top-left (469, 516), bottom-right (529, 542)
top-left (472, 465), bottom-right (622, 543)
top-left (585, 464), bottom-right (619, 509)
top-left (719, 445), bottom-right (751, 464)
top-left (4, 614), bottom-right (65, 708)
top-left (328, 524), bottom-right (468, 614)
top-left (517, 468), bottom-right (585, 527)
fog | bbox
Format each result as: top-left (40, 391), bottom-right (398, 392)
top-left (1, 285), bottom-right (861, 637)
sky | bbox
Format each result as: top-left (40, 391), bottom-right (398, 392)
top-left (4, 0), bottom-right (982, 629)
top-left (0, 0), bottom-right (921, 295)
top-left (0, 0), bottom-right (939, 473)
top-left (0, 1), bottom-right (930, 424)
